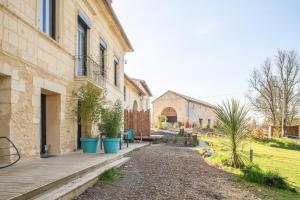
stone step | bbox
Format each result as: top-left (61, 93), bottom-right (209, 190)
top-left (10, 154), bottom-right (125, 200)
top-left (32, 157), bottom-right (130, 200)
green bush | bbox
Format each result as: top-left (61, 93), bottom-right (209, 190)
top-left (99, 100), bottom-right (123, 138)
top-left (242, 165), bottom-right (296, 192)
top-left (157, 115), bottom-right (166, 129)
top-left (99, 168), bottom-right (123, 184)
top-left (179, 128), bottom-right (184, 136)
top-left (178, 121), bottom-right (183, 127)
top-left (189, 138), bottom-right (199, 147)
top-left (76, 84), bottom-right (106, 137)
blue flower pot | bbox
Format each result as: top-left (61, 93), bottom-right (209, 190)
top-left (80, 137), bottom-right (99, 153)
top-left (102, 138), bottom-right (120, 154)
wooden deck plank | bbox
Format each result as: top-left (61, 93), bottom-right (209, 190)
top-left (0, 143), bottom-right (148, 200)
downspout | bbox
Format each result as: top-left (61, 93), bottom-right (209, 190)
top-left (187, 100), bottom-right (190, 122)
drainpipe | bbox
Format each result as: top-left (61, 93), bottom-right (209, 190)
top-left (187, 100), bottom-right (190, 122)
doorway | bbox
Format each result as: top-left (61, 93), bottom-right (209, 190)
top-left (161, 107), bottom-right (178, 123)
top-left (40, 94), bottom-right (47, 155)
top-left (40, 91), bottom-right (61, 157)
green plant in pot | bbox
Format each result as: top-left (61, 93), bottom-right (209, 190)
top-left (100, 100), bottom-right (123, 154)
top-left (76, 84), bottom-right (106, 153)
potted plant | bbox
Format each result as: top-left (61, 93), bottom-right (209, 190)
top-left (76, 84), bottom-right (106, 153)
top-left (100, 100), bottom-right (123, 154)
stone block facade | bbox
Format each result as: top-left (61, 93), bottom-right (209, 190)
top-left (152, 91), bottom-right (217, 128)
top-left (124, 74), bottom-right (152, 111)
top-left (0, 0), bottom-right (132, 160)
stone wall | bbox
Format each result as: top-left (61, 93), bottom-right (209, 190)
top-left (152, 91), bottom-right (216, 127)
top-left (152, 91), bottom-right (187, 125)
top-left (187, 101), bottom-right (217, 127)
top-left (124, 79), bottom-right (151, 111)
top-left (0, 0), bottom-right (129, 160)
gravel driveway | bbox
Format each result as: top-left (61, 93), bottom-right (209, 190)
top-left (75, 144), bottom-right (258, 200)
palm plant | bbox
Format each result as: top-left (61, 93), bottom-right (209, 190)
top-left (215, 99), bottom-right (250, 168)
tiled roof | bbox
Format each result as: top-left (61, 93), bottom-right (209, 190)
top-left (153, 90), bottom-right (216, 109)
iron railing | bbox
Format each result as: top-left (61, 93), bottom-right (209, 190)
top-left (0, 137), bottom-right (20, 169)
top-left (75, 55), bottom-right (106, 88)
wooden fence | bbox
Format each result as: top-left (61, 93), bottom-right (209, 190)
top-left (270, 126), bottom-right (299, 137)
top-left (124, 109), bottom-right (151, 137)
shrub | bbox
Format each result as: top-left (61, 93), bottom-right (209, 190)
top-left (76, 84), bottom-right (106, 137)
top-left (252, 128), bottom-right (265, 139)
top-left (179, 128), bottom-right (184, 136)
top-left (173, 122), bottom-right (179, 129)
top-left (99, 100), bottom-right (123, 138)
top-left (99, 168), bottom-right (123, 184)
top-left (157, 115), bottom-right (166, 129)
top-left (242, 165), bottom-right (296, 192)
top-left (178, 121), bottom-right (183, 127)
top-left (189, 137), bottom-right (199, 147)
top-left (192, 123), bottom-right (198, 128)
top-left (273, 127), bottom-right (282, 137)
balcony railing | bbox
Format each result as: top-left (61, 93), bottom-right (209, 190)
top-left (75, 55), bottom-right (106, 88)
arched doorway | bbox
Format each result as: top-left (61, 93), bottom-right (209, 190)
top-left (133, 100), bottom-right (138, 111)
top-left (161, 107), bottom-right (177, 123)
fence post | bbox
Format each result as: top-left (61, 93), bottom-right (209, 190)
top-left (250, 147), bottom-right (253, 162)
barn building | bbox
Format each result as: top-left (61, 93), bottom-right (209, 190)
top-left (152, 90), bottom-right (217, 128)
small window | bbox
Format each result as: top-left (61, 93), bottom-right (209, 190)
top-left (124, 86), bottom-right (126, 101)
top-left (199, 118), bottom-right (203, 128)
top-left (99, 43), bottom-right (106, 77)
top-left (39, 0), bottom-right (56, 39)
top-left (207, 119), bottom-right (211, 128)
top-left (114, 59), bottom-right (118, 87)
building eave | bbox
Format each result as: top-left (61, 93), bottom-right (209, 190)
top-left (124, 74), bottom-right (146, 96)
top-left (102, 0), bottom-right (134, 52)
top-left (152, 90), bottom-right (217, 109)
top-left (131, 78), bottom-right (153, 97)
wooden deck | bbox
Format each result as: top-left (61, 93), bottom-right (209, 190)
top-left (0, 143), bottom-right (148, 200)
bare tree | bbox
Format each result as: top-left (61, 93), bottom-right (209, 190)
top-left (276, 50), bottom-right (300, 126)
top-left (248, 50), bottom-right (300, 127)
top-left (248, 59), bottom-right (279, 126)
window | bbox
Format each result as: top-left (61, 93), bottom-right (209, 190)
top-left (207, 119), bottom-right (211, 128)
top-left (124, 86), bottom-right (126, 101)
top-left (99, 44), bottom-right (106, 77)
top-left (114, 59), bottom-right (118, 87)
top-left (39, 0), bottom-right (56, 39)
top-left (199, 118), bottom-right (203, 128)
top-left (76, 17), bottom-right (88, 75)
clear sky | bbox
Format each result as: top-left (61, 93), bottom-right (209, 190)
top-left (112, 0), bottom-right (300, 106)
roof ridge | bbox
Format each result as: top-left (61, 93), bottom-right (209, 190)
top-left (167, 90), bottom-right (216, 108)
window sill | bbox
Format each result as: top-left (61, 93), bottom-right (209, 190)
top-left (38, 30), bottom-right (59, 47)
top-left (37, 30), bottom-right (74, 57)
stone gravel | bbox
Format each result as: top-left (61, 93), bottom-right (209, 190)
top-left (75, 144), bottom-right (259, 200)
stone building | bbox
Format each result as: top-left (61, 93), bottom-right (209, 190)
top-left (152, 90), bottom-right (217, 128)
top-left (124, 74), bottom-right (152, 111)
top-left (0, 0), bottom-right (133, 160)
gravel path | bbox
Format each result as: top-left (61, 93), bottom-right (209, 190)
top-left (75, 144), bottom-right (258, 200)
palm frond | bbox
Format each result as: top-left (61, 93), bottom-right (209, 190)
top-left (215, 99), bottom-right (250, 168)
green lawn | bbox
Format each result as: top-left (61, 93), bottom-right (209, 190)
top-left (200, 135), bottom-right (300, 200)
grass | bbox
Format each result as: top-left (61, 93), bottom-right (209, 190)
top-left (242, 164), bottom-right (296, 192)
top-left (98, 168), bottom-right (123, 184)
top-left (201, 135), bottom-right (300, 200)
